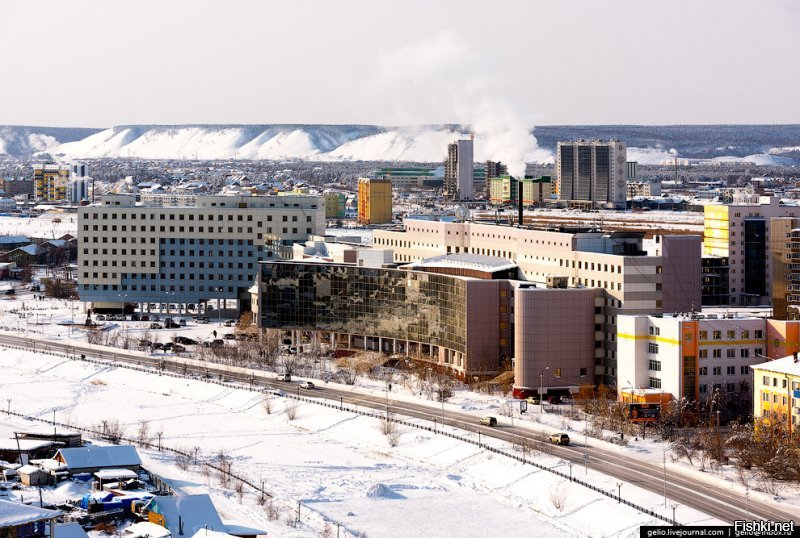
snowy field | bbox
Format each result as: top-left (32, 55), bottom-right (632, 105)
top-left (0, 347), bottom-right (722, 538)
top-left (0, 211), bottom-right (79, 239)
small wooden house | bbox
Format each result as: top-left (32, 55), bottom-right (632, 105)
top-left (52, 445), bottom-right (141, 475)
top-left (17, 464), bottom-right (52, 486)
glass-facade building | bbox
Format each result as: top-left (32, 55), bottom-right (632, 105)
top-left (258, 261), bottom-right (507, 376)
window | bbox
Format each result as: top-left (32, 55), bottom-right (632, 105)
top-left (699, 384), bottom-right (707, 394)
top-left (649, 377), bottom-right (662, 389)
top-left (727, 366), bottom-right (735, 375)
top-left (741, 330), bottom-right (750, 339)
top-left (648, 342), bottom-right (659, 354)
top-left (648, 359), bottom-right (661, 371)
top-left (740, 349), bottom-right (749, 358)
top-left (699, 330), bottom-right (708, 340)
top-left (713, 366), bottom-right (721, 375)
top-left (712, 349), bottom-right (721, 358)
top-left (699, 367), bottom-right (708, 376)
top-left (741, 366), bottom-right (749, 374)
top-left (727, 348), bottom-right (736, 358)
top-left (713, 330), bottom-right (722, 340)
top-left (727, 330), bottom-right (735, 339)
top-left (699, 349), bottom-right (708, 359)
top-left (649, 326), bottom-right (660, 336)
top-left (755, 330), bottom-right (763, 339)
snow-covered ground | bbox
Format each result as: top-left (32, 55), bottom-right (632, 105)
top-left (0, 211), bottom-right (78, 239)
top-left (0, 347), bottom-right (721, 538)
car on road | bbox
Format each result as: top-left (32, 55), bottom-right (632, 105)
top-left (173, 336), bottom-right (198, 345)
top-left (549, 433), bottom-right (570, 446)
top-left (525, 396), bottom-right (541, 405)
top-left (276, 373), bottom-right (292, 382)
top-left (299, 381), bottom-right (315, 390)
top-left (264, 388), bottom-right (286, 397)
top-left (479, 416), bottom-right (498, 427)
top-left (4, 288), bottom-right (16, 296)
top-left (177, 318), bottom-right (187, 326)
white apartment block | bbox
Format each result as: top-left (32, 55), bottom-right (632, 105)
top-left (617, 313), bottom-right (799, 404)
top-left (556, 140), bottom-right (627, 209)
top-left (373, 219), bottom-right (701, 379)
top-left (78, 193), bottom-right (324, 312)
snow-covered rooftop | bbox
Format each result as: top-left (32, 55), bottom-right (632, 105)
top-left (56, 445), bottom-right (141, 469)
top-left (406, 253), bottom-right (517, 273)
top-left (751, 354), bottom-right (800, 376)
top-left (0, 498), bottom-right (61, 525)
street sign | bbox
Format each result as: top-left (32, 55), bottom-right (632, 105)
top-left (520, 400), bottom-right (528, 413)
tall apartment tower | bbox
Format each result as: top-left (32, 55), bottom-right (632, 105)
top-left (357, 178), bottom-right (392, 225)
top-left (33, 163), bottom-right (70, 202)
top-left (485, 160), bottom-right (508, 198)
top-left (444, 138), bottom-right (474, 201)
top-left (556, 140), bottom-right (627, 209)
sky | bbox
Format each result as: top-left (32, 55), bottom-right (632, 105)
top-left (0, 0), bottom-right (798, 127)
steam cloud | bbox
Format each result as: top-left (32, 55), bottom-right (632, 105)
top-left (373, 31), bottom-right (549, 176)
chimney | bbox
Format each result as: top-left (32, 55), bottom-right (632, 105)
top-left (518, 179), bottom-right (524, 228)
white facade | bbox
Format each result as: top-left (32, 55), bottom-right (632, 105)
top-left (556, 140), bottom-right (627, 209)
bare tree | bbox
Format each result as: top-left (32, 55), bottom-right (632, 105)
top-left (285, 399), bottom-right (298, 421)
top-left (548, 484), bottom-right (569, 512)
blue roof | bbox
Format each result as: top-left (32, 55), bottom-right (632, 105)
top-left (0, 236), bottom-right (30, 244)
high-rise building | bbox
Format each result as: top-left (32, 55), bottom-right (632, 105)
top-left (33, 163), bottom-right (70, 202)
top-left (770, 217), bottom-right (800, 319)
top-left (444, 139), bottom-right (474, 201)
top-left (357, 178), bottom-right (392, 225)
top-left (751, 354), bottom-right (800, 435)
top-left (0, 178), bottom-right (33, 198)
top-left (556, 140), bottom-right (627, 209)
top-left (77, 193), bottom-right (324, 313)
top-left (485, 161), bottom-right (508, 198)
top-left (703, 196), bottom-right (800, 306)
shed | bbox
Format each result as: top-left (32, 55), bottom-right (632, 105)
top-left (53, 445), bottom-right (141, 475)
top-left (145, 495), bottom-right (225, 537)
top-left (0, 498), bottom-right (61, 535)
top-left (17, 464), bottom-right (52, 486)
top-left (17, 431), bottom-right (82, 448)
top-left (0, 439), bottom-right (62, 463)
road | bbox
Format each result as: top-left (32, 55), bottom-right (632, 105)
top-left (0, 332), bottom-right (796, 525)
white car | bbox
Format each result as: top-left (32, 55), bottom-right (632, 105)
top-left (299, 381), bottom-right (315, 390)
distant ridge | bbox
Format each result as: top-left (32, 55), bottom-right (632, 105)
top-left (1, 123), bottom-right (799, 165)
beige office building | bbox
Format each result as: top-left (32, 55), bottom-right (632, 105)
top-left (373, 220), bottom-right (701, 380)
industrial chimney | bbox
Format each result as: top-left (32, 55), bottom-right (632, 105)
top-left (517, 179), bottom-right (524, 227)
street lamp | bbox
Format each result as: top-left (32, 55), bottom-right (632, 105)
top-left (118, 293), bottom-right (128, 334)
top-left (540, 366), bottom-right (550, 412)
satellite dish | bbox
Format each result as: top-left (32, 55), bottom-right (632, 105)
top-left (454, 206), bottom-right (469, 222)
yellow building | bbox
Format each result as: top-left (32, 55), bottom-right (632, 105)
top-left (33, 164), bottom-right (70, 202)
top-left (752, 354), bottom-right (800, 435)
top-left (357, 178), bottom-right (392, 225)
top-left (324, 192), bottom-right (346, 219)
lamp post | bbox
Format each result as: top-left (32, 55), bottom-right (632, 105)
top-left (540, 366), bottom-right (550, 412)
top-left (616, 482), bottom-right (622, 503)
top-left (118, 293), bottom-right (128, 336)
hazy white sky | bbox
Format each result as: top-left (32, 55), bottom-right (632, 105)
top-left (1, 0), bottom-right (798, 127)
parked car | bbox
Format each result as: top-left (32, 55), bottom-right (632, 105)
top-left (140, 314), bottom-right (150, 322)
top-left (526, 396), bottom-right (541, 405)
top-left (299, 381), bottom-right (315, 390)
top-left (173, 336), bottom-right (198, 345)
top-left (480, 416), bottom-right (498, 427)
top-left (96, 315), bottom-right (107, 321)
top-left (223, 320), bottom-right (235, 327)
top-left (177, 318), bottom-right (187, 327)
top-left (172, 344), bottom-right (186, 353)
top-left (131, 313), bottom-right (141, 321)
top-left (549, 433), bottom-right (570, 446)
top-left (4, 288), bottom-right (15, 296)
top-left (559, 397), bottom-right (575, 405)
top-left (150, 314), bottom-right (160, 322)
top-left (276, 373), bottom-right (292, 382)
top-left (150, 323), bottom-right (163, 330)
top-left (196, 316), bottom-right (209, 323)
top-left (151, 343), bottom-right (165, 351)
top-left (223, 333), bottom-right (236, 340)
top-left (209, 339), bottom-right (225, 347)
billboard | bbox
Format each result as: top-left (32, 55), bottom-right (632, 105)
top-left (626, 403), bottom-right (661, 423)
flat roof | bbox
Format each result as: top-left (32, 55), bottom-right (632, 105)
top-left (406, 253), bottom-right (517, 273)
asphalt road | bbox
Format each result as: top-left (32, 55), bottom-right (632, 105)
top-left (0, 332), bottom-right (796, 525)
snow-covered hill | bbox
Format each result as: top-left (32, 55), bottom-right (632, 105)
top-left (3, 124), bottom-right (800, 165)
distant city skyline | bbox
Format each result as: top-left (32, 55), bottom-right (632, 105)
top-left (1, 0), bottom-right (798, 127)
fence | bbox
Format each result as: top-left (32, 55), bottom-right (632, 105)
top-left (1, 338), bottom-right (679, 527)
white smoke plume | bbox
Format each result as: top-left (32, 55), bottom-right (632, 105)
top-left (372, 31), bottom-right (547, 174)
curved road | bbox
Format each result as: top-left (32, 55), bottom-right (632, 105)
top-left (0, 333), bottom-right (795, 525)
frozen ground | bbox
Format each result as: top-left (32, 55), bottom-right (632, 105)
top-left (0, 211), bottom-right (79, 239)
top-left (0, 342), bottom-right (724, 537)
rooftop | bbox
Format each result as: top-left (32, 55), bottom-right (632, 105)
top-left (751, 354), bottom-right (800, 376)
top-left (405, 253), bottom-right (517, 273)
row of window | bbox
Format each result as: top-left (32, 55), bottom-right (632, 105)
top-left (699, 383), bottom-right (740, 394)
top-left (84, 225), bottom-right (311, 235)
top-left (82, 283), bottom-right (240, 292)
top-left (698, 329), bottom-right (763, 340)
top-left (761, 376), bottom-right (800, 390)
top-left (698, 348), bottom-right (761, 359)
top-left (699, 365), bottom-right (749, 376)
top-left (82, 228), bottom-right (310, 243)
